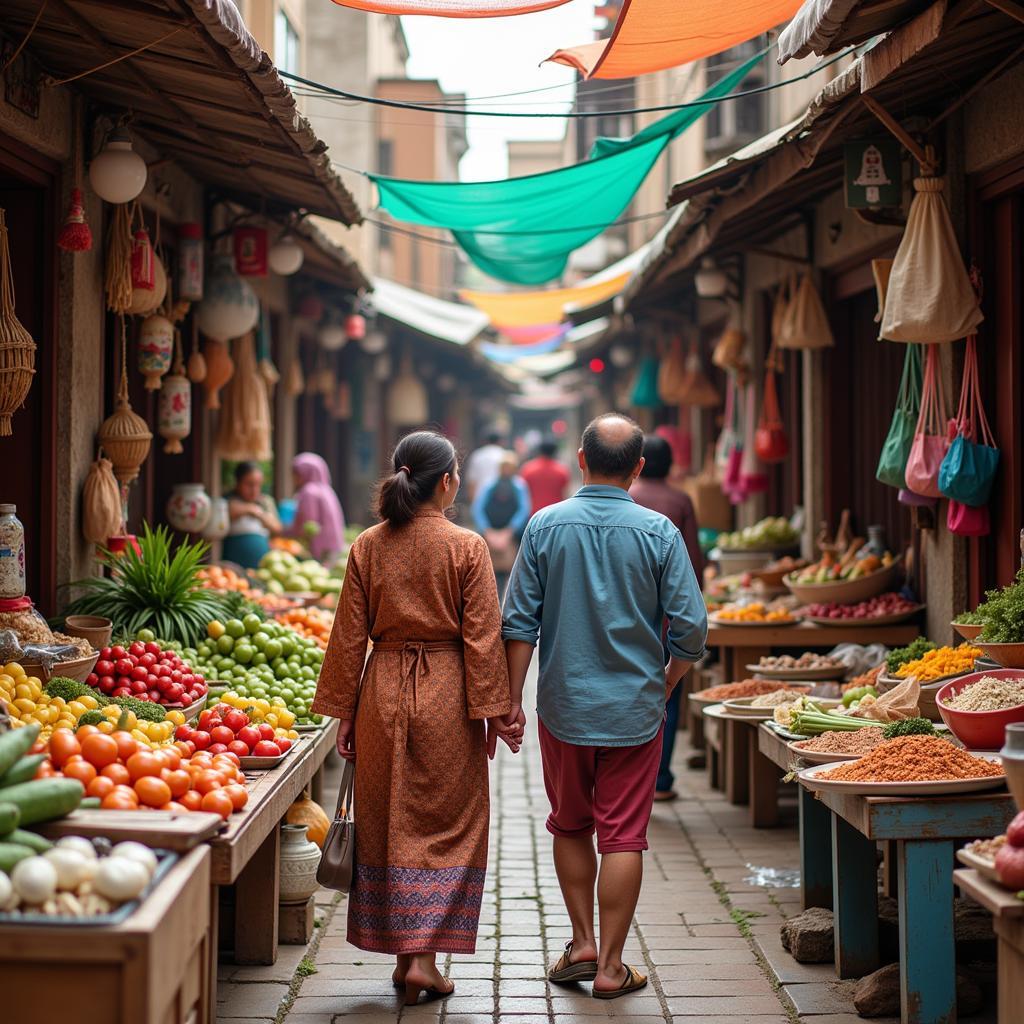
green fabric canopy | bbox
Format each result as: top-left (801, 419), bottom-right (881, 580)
top-left (371, 51), bottom-right (765, 285)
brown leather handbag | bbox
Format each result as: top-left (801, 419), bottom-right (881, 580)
top-left (316, 759), bottom-right (355, 893)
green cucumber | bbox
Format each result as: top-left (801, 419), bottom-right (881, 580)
top-left (0, 778), bottom-right (84, 825)
top-left (0, 724), bottom-right (40, 778)
top-left (5, 829), bottom-right (51, 852)
top-left (79, 796), bottom-right (101, 809)
top-left (0, 802), bottom-right (18, 835)
top-left (0, 754), bottom-right (46, 788)
top-left (0, 842), bottom-right (34, 872)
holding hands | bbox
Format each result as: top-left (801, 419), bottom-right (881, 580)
top-left (486, 704), bottom-right (527, 759)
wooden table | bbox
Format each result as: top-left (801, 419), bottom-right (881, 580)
top-left (209, 720), bottom-right (338, 966)
top-left (802, 784), bottom-right (1015, 1024)
top-left (955, 868), bottom-right (1024, 1024)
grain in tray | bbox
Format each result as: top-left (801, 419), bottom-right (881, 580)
top-left (697, 679), bottom-right (808, 701)
top-left (819, 735), bottom-right (1004, 782)
top-left (794, 729), bottom-right (886, 755)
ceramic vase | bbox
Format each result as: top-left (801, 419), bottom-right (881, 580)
top-left (202, 497), bottom-right (230, 541)
top-left (278, 823), bottom-right (321, 904)
top-left (1001, 723), bottom-right (1024, 810)
top-left (165, 483), bottom-right (212, 534)
top-left (139, 314), bottom-right (174, 390)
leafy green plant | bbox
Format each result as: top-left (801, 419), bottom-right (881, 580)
top-left (882, 717), bottom-right (935, 739)
top-left (886, 637), bottom-right (937, 675)
top-left (64, 524), bottom-right (232, 646)
top-left (978, 570), bottom-right (1024, 643)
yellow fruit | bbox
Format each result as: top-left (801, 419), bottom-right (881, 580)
top-left (208, 620), bottom-right (226, 640)
top-left (277, 709), bottom-right (295, 729)
top-left (286, 729), bottom-right (298, 740)
top-left (79, 694), bottom-right (99, 710)
top-left (254, 699), bottom-right (270, 714)
top-left (97, 720), bottom-right (114, 734)
top-left (67, 701), bottom-right (88, 717)
top-left (265, 713), bottom-right (278, 728)
top-left (14, 683), bottom-right (34, 701)
top-left (4, 663), bottom-right (24, 679)
top-left (13, 698), bottom-right (36, 714)
top-left (131, 728), bottom-right (151, 745)
top-left (270, 696), bottom-right (286, 708)
top-left (166, 710), bottom-right (185, 726)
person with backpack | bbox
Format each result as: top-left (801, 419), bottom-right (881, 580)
top-left (472, 451), bottom-right (531, 596)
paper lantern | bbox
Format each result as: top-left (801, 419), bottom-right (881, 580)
top-left (317, 322), bottom-right (347, 351)
top-left (158, 371), bottom-right (191, 454)
top-left (178, 223), bottom-right (204, 301)
top-left (195, 255), bottom-right (259, 343)
top-left (268, 235), bottom-right (303, 276)
top-left (137, 314), bottom-right (173, 390)
top-left (233, 225), bottom-right (268, 277)
top-left (0, 209), bottom-right (36, 437)
top-left (360, 328), bottom-right (387, 355)
top-left (387, 355), bottom-right (428, 426)
top-left (203, 339), bottom-right (234, 410)
top-left (345, 313), bottom-right (366, 341)
top-left (88, 130), bottom-right (147, 205)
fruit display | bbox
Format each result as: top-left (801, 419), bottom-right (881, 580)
top-left (188, 614), bottom-right (325, 728)
top-left (274, 606), bottom-right (334, 649)
top-left (174, 702), bottom-right (296, 761)
top-left (717, 517), bottom-right (799, 551)
top-left (893, 643), bottom-right (982, 682)
top-left (714, 601), bottom-right (796, 624)
top-left (800, 593), bottom-right (918, 621)
top-left (86, 637), bottom-right (208, 708)
top-left (197, 565), bottom-right (296, 614)
top-left (995, 814), bottom-right (1024, 891)
top-left (256, 549), bottom-right (343, 599)
top-left (789, 549), bottom-right (896, 585)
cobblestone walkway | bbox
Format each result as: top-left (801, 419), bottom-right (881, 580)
top-left (218, 680), bottom-right (893, 1024)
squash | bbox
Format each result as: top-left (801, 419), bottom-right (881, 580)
top-left (286, 796), bottom-right (330, 849)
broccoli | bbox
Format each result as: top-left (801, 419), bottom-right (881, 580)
top-left (45, 677), bottom-right (110, 706)
top-left (882, 717), bottom-right (936, 740)
top-left (111, 695), bottom-right (166, 722)
top-left (76, 710), bottom-right (106, 728)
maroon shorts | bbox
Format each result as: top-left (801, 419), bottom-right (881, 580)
top-left (537, 718), bottom-right (663, 854)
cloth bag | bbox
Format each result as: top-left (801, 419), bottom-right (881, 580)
top-left (677, 341), bottom-right (720, 407)
top-left (755, 350), bottom-right (788, 463)
top-left (316, 759), bottom-right (355, 893)
top-left (938, 335), bottom-right (999, 506)
top-left (876, 344), bottom-right (923, 489)
top-left (630, 356), bottom-right (661, 408)
top-left (778, 272), bottom-right (834, 350)
top-left (739, 382), bottom-right (768, 497)
top-left (904, 346), bottom-right (949, 498)
top-left (684, 445), bottom-right (732, 531)
top-left (657, 336), bottom-right (688, 403)
top-left (82, 453), bottom-right (123, 544)
top-left (948, 500), bottom-right (990, 537)
top-left (881, 172), bottom-right (983, 343)
top-left (712, 306), bottom-right (747, 372)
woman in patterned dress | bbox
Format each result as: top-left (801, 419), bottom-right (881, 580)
top-left (312, 431), bottom-right (522, 1006)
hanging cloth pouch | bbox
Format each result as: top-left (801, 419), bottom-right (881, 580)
top-left (657, 335), bottom-right (688, 403)
top-left (755, 349), bottom-right (788, 463)
top-left (678, 340), bottom-right (720, 407)
top-left (876, 344), bottom-right (923, 489)
top-left (630, 355), bottom-right (661, 408)
top-left (905, 346), bottom-right (949, 498)
top-left (947, 500), bottom-right (990, 537)
top-left (777, 272), bottom-right (834, 350)
top-left (938, 335), bottom-right (999, 506)
top-left (740, 382), bottom-right (768, 497)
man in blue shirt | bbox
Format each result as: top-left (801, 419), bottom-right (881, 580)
top-left (502, 413), bottom-right (707, 1000)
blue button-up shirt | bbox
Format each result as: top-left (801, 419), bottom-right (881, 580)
top-left (502, 485), bottom-right (707, 747)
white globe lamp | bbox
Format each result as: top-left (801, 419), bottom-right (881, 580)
top-left (89, 130), bottom-right (148, 204)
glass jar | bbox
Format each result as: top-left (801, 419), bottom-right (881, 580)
top-left (0, 504), bottom-right (26, 599)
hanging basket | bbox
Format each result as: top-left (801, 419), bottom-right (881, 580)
top-left (0, 209), bottom-right (37, 437)
top-left (98, 396), bottom-right (152, 485)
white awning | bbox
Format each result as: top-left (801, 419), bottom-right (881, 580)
top-left (368, 278), bottom-right (489, 346)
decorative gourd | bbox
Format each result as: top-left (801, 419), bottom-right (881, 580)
top-left (202, 339), bottom-right (234, 410)
top-left (0, 208), bottom-right (36, 437)
top-left (286, 796), bottom-right (330, 849)
top-left (126, 253), bottom-right (166, 316)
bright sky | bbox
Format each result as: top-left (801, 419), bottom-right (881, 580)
top-left (401, 4), bottom-right (598, 181)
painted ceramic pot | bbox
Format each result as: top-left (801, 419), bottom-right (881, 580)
top-left (139, 314), bottom-right (174, 390)
top-left (202, 497), bottom-right (230, 541)
top-left (278, 823), bottom-right (321, 905)
top-left (165, 483), bottom-right (212, 534)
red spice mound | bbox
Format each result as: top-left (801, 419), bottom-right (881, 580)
top-left (820, 736), bottom-right (1005, 783)
top-left (697, 679), bottom-right (810, 701)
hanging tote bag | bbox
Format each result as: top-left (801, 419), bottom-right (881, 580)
top-left (938, 336), bottom-right (999, 506)
top-left (876, 344), bottom-right (923, 489)
top-left (947, 500), bottom-right (990, 537)
top-left (657, 335), bottom-right (688, 404)
top-left (904, 346), bottom-right (949, 499)
top-left (881, 169), bottom-right (983, 343)
top-left (778, 272), bottom-right (834, 350)
top-left (678, 340), bottom-right (720, 408)
top-left (740, 382), bottom-right (768, 497)
top-left (316, 759), bottom-right (355, 893)
top-left (630, 355), bottom-right (661, 408)
top-left (755, 349), bottom-right (788, 463)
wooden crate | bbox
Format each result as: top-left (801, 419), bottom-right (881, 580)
top-left (0, 845), bottom-right (213, 1024)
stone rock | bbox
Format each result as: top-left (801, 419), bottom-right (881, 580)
top-left (854, 963), bottom-right (985, 1018)
top-left (955, 897), bottom-right (996, 943)
top-left (780, 907), bottom-right (834, 963)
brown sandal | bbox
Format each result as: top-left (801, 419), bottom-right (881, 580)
top-left (592, 964), bottom-right (648, 999)
top-left (548, 940), bottom-right (599, 984)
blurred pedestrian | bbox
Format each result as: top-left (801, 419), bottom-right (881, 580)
top-left (464, 429), bottom-right (505, 502)
top-left (520, 437), bottom-right (571, 514)
top-left (630, 434), bottom-right (705, 802)
top-left (501, 413), bottom-right (707, 1000)
top-left (311, 430), bottom-right (522, 1009)
top-left (288, 452), bottom-right (346, 563)
top-left (223, 461), bottom-right (280, 569)
top-left (472, 452), bottom-right (531, 596)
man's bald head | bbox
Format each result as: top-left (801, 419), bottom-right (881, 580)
top-left (580, 413), bottom-right (645, 483)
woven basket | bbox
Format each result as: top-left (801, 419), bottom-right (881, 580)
top-left (98, 396), bottom-right (152, 485)
top-left (0, 209), bottom-right (37, 436)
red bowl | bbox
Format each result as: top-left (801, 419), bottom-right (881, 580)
top-left (936, 669), bottom-right (1024, 750)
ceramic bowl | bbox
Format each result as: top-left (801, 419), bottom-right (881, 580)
top-left (784, 561), bottom-right (901, 605)
top-left (951, 621), bottom-right (983, 643)
top-left (936, 669), bottom-right (1024, 750)
top-left (975, 642), bottom-right (1024, 669)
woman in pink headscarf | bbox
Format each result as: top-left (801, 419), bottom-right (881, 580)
top-left (290, 453), bottom-right (347, 562)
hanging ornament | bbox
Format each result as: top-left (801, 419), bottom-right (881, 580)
top-left (0, 208), bottom-right (36, 437)
top-left (215, 333), bottom-right (272, 461)
top-left (195, 254), bottom-right (259, 342)
top-left (97, 319), bottom-right (152, 487)
top-left (130, 225), bottom-right (155, 292)
top-left (88, 129), bottom-right (147, 205)
top-left (202, 338), bottom-right (234, 410)
top-left (332, 381), bottom-right (352, 421)
top-left (158, 331), bottom-right (191, 454)
top-left (387, 354), bottom-right (428, 426)
top-left (186, 321), bottom-right (206, 384)
top-left (137, 313), bottom-right (174, 390)
top-left (317, 315), bottom-right (347, 352)
top-left (178, 223), bottom-right (204, 301)
top-left (345, 313), bottom-right (366, 342)
top-left (57, 188), bottom-right (92, 253)
top-left (233, 225), bottom-right (268, 277)
top-left (104, 202), bottom-right (134, 315)
top-left (360, 327), bottom-right (388, 355)
top-left (268, 233), bottom-right (303, 276)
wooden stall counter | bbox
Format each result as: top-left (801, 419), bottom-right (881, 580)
top-left (1, 845), bottom-right (212, 1024)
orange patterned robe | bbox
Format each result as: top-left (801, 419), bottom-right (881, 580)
top-left (311, 509), bottom-right (511, 954)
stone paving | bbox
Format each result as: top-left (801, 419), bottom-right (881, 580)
top-left (217, 680), bottom-right (911, 1024)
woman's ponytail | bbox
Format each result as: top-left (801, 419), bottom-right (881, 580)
top-left (375, 431), bottom-right (457, 526)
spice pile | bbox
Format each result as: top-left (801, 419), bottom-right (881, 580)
top-left (794, 729), bottom-right (886, 755)
top-left (715, 602), bottom-right (794, 624)
top-left (894, 643), bottom-right (982, 682)
top-left (751, 689), bottom-right (808, 708)
top-left (942, 676), bottom-right (1024, 712)
top-left (755, 653), bottom-right (841, 671)
top-left (698, 679), bottom-right (809, 701)
top-left (820, 736), bottom-right (1004, 783)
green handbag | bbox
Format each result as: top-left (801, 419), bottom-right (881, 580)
top-left (876, 344), bottom-right (923, 489)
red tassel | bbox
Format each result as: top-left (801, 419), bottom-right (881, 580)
top-left (57, 187), bottom-right (93, 252)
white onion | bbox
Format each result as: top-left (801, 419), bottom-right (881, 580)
top-left (43, 848), bottom-right (90, 891)
top-left (110, 842), bottom-right (157, 880)
top-left (56, 836), bottom-right (97, 860)
top-left (11, 857), bottom-right (58, 904)
top-left (93, 857), bottom-right (149, 903)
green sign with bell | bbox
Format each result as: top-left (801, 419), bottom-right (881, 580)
top-left (844, 139), bottom-right (901, 209)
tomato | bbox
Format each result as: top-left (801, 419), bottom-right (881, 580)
top-left (126, 751), bottom-right (163, 781)
top-left (237, 726), bottom-right (261, 750)
top-left (253, 740), bottom-right (281, 758)
top-left (180, 790), bottom-right (203, 811)
top-left (163, 801), bottom-right (188, 812)
top-left (228, 740), bottom-right (249, 758)
top-left (80, 733), bottom-right (119, 769)
top-left (223, 709), bottom-right (249, 733)
top-left (87, 775), bottom-right (116, 799)
top-left (173, 741), bottom-right (193, 759)
top-left (101, 792), bottom-right (137, 811)
top-left (111, 732), bottom-right (138, 762)
top-left (276, 738), bottom-right (292, 753)
top-left (215, 751), bottom-right (241, 768)
top-left (135, 776), bottom-right (172, 808)
top-left (200, 789), bottom-right (234, 820)
top-left (257, 724), bottom-right (275, 741)
top-left (191, 730), bottom-right (212, 751)
top-left (101, 762), bottom-right (132, 785)
top-left (210, 725), bottom-right (234, 746)
top-left (198, 710), bottom-right (221, 732)
top-left (163, 769), bottom-right (191, 799)
top-left (35, 761), bottom-right (56, 779)
top-left (110, 784), bottom-right (140, 806)
top-left (129, 641), bottom-right (145, 658)
top-left (174, 725), bottom-right (193, 742)
top-left (49, 732), bottom-right (82, 769)
top-left (63, 759), bottom-right (97, 786)
top-left (29, 739), bottom-right (47, 755)
top-left (159, 747), bottom-right (182, 771)
top-left (193, 770), bottom-right (223, 795)
top-left (75, 724), bottom-right (99, 738)
top-left (222, 783), bottom-right (248, 811)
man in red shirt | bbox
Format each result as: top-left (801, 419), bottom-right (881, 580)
top-left (520, 438), bottom-right (571, 515)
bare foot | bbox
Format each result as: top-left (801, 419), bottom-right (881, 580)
top-left (392, 953), bottom-right (413, 987)
top-left (404, 961), bottom-right (454, 1005)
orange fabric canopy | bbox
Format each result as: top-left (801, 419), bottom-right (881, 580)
top-left (548, 0), bottom-right (802, 79)
top-left (329, 0), bottom-right (570, 15)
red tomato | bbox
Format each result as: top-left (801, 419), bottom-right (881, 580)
top-left (276, 738), bottom-right (292, 753)
top-left (128, 641), bottom-right (146, 657)
top-left (49, 732), bottom-right (82, 769)
top-left (163, 769), bottom-right (191, 799)
top-left (257, 724), bottom-right (275, 741)
top-left (253, 740), bottom-right (281, 758)
top-left (237, 726), bottom-right (261, 749)
top-left (210, 725), bottom-right (235, 746)
top-left (201, 789), bottom-right (234, 820)
top-left (113, 732), bottom-right (139, 762)
top-left (191, 730), bottom-right (212, 750)
top-left (222, 784), bottom-right (248, 811)
top-left (80, 733), bottom-right (119, 769)
top-left (174, 725), bottom-right (193, 742)
top-left (126, 751), bottom-right (163, 781)
top-left (228, 740), bottom-right (249, 758)
top-left (223, 710), bottom-right (249, 733)
top-left (208, 743), bottom-right (228, 755)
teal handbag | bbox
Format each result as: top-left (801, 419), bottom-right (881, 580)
top-left (876, 344), bottom-right (922, 489)
top-left (631, 356), bottom-right (661, 408)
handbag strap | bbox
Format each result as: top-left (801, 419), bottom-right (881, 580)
top-left (916, 346), bottom-right (947, 435)
top-left (897, 344), bottom-right (923, 414)
top-left (961, 335), bottom-right (996, 448)
top-left (333, 758), bottom-right (355, 819)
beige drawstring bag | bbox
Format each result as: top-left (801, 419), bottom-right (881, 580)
top-left (657, 336), bottom-right (688, 403)
top-left (82, 453), bottom-right (122, 544)
top-left (778, 272), bottom-right (834, 350)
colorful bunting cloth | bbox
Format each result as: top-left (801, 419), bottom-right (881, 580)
top-left (548, 0), bottom-right (799, 79)
top-left (329, 0), bottom-right (570, 16)
top-left (371, 51), bottom-right (764, 285)
top-left (480, 330), bottom-right (571, 362)
top-left (461, 272), bottom-right (633, 327)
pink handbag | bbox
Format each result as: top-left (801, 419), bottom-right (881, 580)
top-left (904, 346), bottom-right (949, 498)
top-left (947, 500), bottom-right (990, 537)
